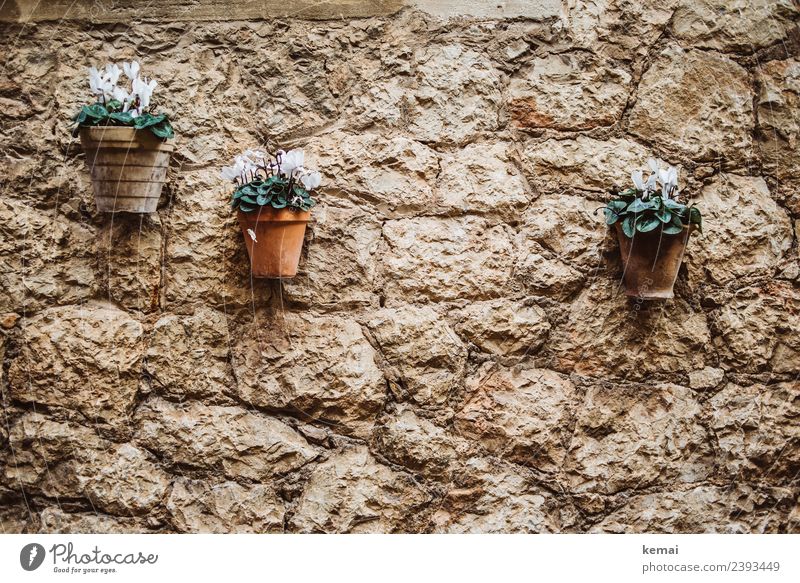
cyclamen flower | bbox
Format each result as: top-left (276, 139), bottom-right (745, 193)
top-left (104, 63), bottom-right (121, 86)
top-left (112, 85), bottom-right (129, 104)
top-left (88, 66), bottom-right (114, 100)
top-left (221, 158), bottom-right (246, 182)
top-left (132, 76), bottom-right (158, 110)
top-left (299, 170), bottom-right (321, 190)
top-left (279, 149), bottom-right (305, 177)
top-left (122, 60), bottom-right (140, 81)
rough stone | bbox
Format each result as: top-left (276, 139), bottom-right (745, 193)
top-left (591, 485), bottom-right (790, 533)
top-left (518, 194), bottom-right (609, 270)
top-left (756, 58), bottom-right (800, 211)
top-left (688, 367), bottom-right (725, 390)
top-left (549, 279), bottom-right (712, 379)
top-left (304, 131), bottom-right (440, 217)
top-left (513, 245), bottom-right (586, 300)
top-left (145, 308), bottom-right (234, 403)
top-left (0, 199), bottom-right (96, 313)
top-left (522, 136), bottom-right (650, 196)
top-left (452, 299), bottom-right (550, 356)
top-left (509, 52), bottom-right (631, 131)
top-left (709, 382), bottom-right (799, 483)
top-left (710, 284), bottom-right (800, 373)
top-left (351, 43), bottom-right (503, 145)
top-left (561, 0), bottom-right (676, 57)
top-left (7, 303), bottom-right (144, 426)
top-left (380, 216), bottom-right (515, 303)
top-left (672, 0), bottom-right (799, 53)
top-left (374, 405), bottom-right (461, 480)
top-left (436, 142), bottom-right (530, 220)
top-left (290, 445), bottom-right (431, 533)
top-left (366, 305), bottom-right (466, 408)
top-left (431, 457), bottom-right (559, 533)
top-left (39, 508), bottom-right (151, 534)
top-left (6, 413), bottom-right (170, 515)
top-left (456, 366), bottom-right (579, 473)
top-left (686, 175), bottom-right (793, 285)
top-left (280, 206), bottom-right (383, 308)
top-left (135, 398), bottom-right (318, 480)
top-left (168, 478), bottom-right (285, 533)
top-left (629, 45), bottom-right (753, 165)
top-left (95, 215), bottom-right (163, 313)
top-left (231, 311), bottom-right (385, 438)
top-left (564, 383), bottom-right (713, 494)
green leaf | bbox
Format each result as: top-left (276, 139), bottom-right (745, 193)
top-left (656, 207), bottom-right (672, 223)
top-left (109, 111), bottom-right (134, 125)
top-left (621, 215), bottom-right (636, 238)
top-left (663, 198), bottom-right (686, 212)
top-left (256, 194), bottom-right (271, 205)
top-left (636, 215), bottom-right (662, 233)
top-left (240, 185), bottom-right (257, 197)
top-left (106, 99), bottom-right (123, 112)
top-left (238, 202), bottom-right (256, 213)
top-left (240, 195), bottom-right (258, 205)
top-left (604, 207), bottom-right (621, 225)
top-left (133, 112), bottom-right (166, 130)
top-left (272, 196), bottom-right (288, 209)
top-left (689, 206), bottom-right (702, 233)
top-left (626, 198), bottom-right (657, 213)
top-left (150, 120), bottom-right (174, 139)
top-left (662, 214), bottom-right (684, 235)
top-left (83, 103), bottom-right (109, 120)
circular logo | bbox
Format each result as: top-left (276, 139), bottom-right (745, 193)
top-left (20, 543), bottom-right (46, 571)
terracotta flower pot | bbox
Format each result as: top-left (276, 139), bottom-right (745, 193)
top-left (237, 208), bottom-right (311, 278)
top-left (79, 126), bottom-right (173, 213)
top-left (615, 223), bottom-right (693, 299)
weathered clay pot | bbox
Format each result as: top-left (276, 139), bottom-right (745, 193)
top-left (79, 126), bottom-right (173, 213)
top-left (615, 223), bottom-right (693, 299)
top-left (237, 208), bottom-right (311, 278)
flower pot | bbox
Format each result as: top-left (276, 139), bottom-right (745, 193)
top-left (615, 223), bottom-right (693, 299)
top-left (237, 208), bottom-right (311, 278)
top-left (79, 126), bottom-right (173, 213)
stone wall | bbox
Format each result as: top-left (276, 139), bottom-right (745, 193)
top-left (1, 0), bottom-right (799, 533)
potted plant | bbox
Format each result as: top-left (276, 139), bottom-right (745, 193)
top-left (222, 148), bottom-right (321, 278)
top-left (601, 159), bottom-right (702, 299)
top-left (72, 61), bottom-right (175, 213)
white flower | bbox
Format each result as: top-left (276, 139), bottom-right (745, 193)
top-left (111, 85), bottom-right (129, 104)
top-left (88, 66), bottom-right (104, 96)
top-left (644, 172), bottom-right (657, 192)
top-left (221, 157), bottom-right (246, 182)
top-left (280, 149), bottom-right (305, 177)
top-left (122, 60), bottom-right (140, 81)
top-left (247, 228), bottom-right (258, 242)
top-left (131, 76), bottom-right (157, 112)
top-left (235, 153), bottom-right (258, 176)
top-left (299, 170), bottom-right (321, 190)
top-left (661, 165), bottom-right (679, 198)
top-left (631, 169), bottom-right (645, 191)
top-left (647, 158), bottom-right (660, 174)
top-left (88, 66), bottom-right (115, 100)
top-left (104, 63), bottom-right (121, 86)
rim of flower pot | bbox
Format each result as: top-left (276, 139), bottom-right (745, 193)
top-left (79, 126), bottom-right (175, 151)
